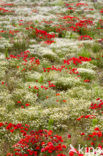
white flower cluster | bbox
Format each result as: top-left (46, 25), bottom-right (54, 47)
top-left (37, 47), bottom-right (58, 59)
top-left (68, 86), bottom-right (93, 100)
top-left (79, 62), bottom-right (96, 69)
top-left (26, 71), bottom-right (42, 81)
top-left (77, 68), bottom-right (96, 75)
top-left (0, 37), bottom-right (13, 49)
top-left (12, 88), bottom-right (37, 104)
top-left (52, 76), bottom-right (81, 89)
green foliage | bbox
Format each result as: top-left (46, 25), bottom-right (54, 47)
top-left (58, 30), bottom-right (66, 38)
top-left (4, 47), bottom-right (8, 58)
top-left (78, 48), bottom-right (91, 58)
top-left (38, 76), bottom-right (43, 83)
top-left (79, 71), bottom-right (95, 80)
top-left (91, 57), bottom-right (103, 68)
top-left (78, 27), bottom-right (95, 38)
top-left (48, 118), bottom-right (54, 130)
top-left (92, 43), bottom-right (101, 53)
top-left (8, 40), bottom-right (29, 55)
top-left (92, 118), bottom-right (98, 127)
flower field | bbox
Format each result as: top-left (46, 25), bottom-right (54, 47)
top-left (0, 0), bottom-right (103, 155)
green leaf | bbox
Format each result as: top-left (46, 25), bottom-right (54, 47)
top-left (5, 47), bottom-right (8, 58)
top-left (48, 118), bottom-right (54, 130)
top-left (38, 76), bottom-right (43, 83)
